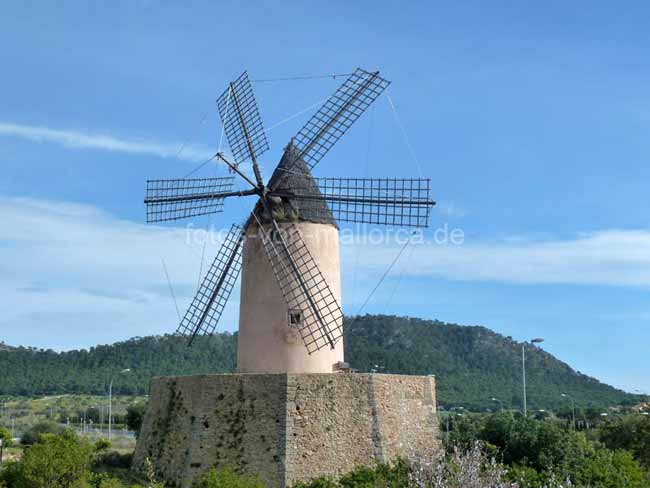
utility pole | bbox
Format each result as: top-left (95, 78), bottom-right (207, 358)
top-left (522, 338), bottom-right (544, 416)
top-left (109, 368), bottom-right (131, 440)
top-left (561, 393), bottom-right (576, 429)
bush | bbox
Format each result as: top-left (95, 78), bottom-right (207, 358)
top-left (21, 430), bottom-right (93, 488)
top-left (0, 460), bottom-right (26, 487)
top-left (411, 442), bottom-right (512, 488)
top-left (573, 448), bottom-right (646, 488)
top-left (88, 472), bottom-right (127, 488)
top-left (94, 439), bottom-right (112, 452)
top-left (20, 421), bottom-right (65, 446)
top-left (93, 450), bottom-right (133, 469)
top-left (192, 467), bottom-right (264, 488)
top-left (598, 414), bottom-right (650, 467)
top-left (125, 403), bottom-right (147, 439)
top-left (0, 427), bottom-right (12, 448)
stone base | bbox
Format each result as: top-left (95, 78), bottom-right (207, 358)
top-left (133, 373), bottom-right (440, 488)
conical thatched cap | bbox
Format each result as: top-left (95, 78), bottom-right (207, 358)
top-left (250, 142), bottom-right (336, 227)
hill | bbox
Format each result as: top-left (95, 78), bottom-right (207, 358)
top-left (0, 315), bottom-right (638, 410)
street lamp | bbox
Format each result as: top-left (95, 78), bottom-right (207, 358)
top-left (491, 397), bottom-right (504, 413)
top-left (522, 338), bottom-right (544, 416)
top-left (108, 368), bottom-right (131, 441)
top-left (561, 393), bottom-right (576, 429)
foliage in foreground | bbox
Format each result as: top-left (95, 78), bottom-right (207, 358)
top-left (0, 427), bottom-right (12, 448)
top-left (443, 412), bottom-right (649, 487)
top-left (192, 467), bottom-right (264, 488)
top-left (2, 415), bottom-right (649, 488)
top-left (598, 413), bottom-right (650, 468)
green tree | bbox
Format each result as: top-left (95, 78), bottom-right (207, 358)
top-left (598, 414), bottom-right (650, 467)
top-left (20, 421), bottom-right (64, 446)
top-left (125, 402), bottom-right (147, 439)
top-left (0, 426), bottom-right (12, 448)
top-left (21, 431), bottom-right (93, 488)
top-left (573, 448), bottom-right (646, 488)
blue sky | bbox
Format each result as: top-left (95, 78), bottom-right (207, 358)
top-left (1, 1), bottom-right (649, 393)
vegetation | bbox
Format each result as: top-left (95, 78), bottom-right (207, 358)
top-left (1, 413), bottom-right (649, 487)
top-left (192, 468), bottom-right (263, 488)
top-left (441, 411), bottom-right (650, 487)
top-left (0, 427), bottom-right (12, 448)
top-left (0, 395), bottom-right (148, 436)
top-left (598, 413), bottom-right (650, 468)
top-left (125, 404), bottom-right (147, 440)
top-left (20, 421), bottom-right (65, 446)
top-left (0, 315), bottom-right (641, 410)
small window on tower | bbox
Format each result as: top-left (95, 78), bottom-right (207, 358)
top-left (288, 309), bottom-right (302, 327)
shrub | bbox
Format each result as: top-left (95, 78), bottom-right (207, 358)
top-left (192, 467), bottom-right (264, 488)
top-left (126, 403), bottom-right (147, 439)
top-left (20, 421), bottom-right (65, 446)
top-left (573, 448), bottom-right (646, 488)
top-left (598, 415), bottom-right (650, 467)
top-left (93, 450), bottom-right (133, 469)
top-left (0, 460), bottom-right (26, 487)
top-left (0, 427), bottom-right (12, 448)
top-left (94, 439), bottom-right (112, 452)
top-left (88, 472), bottom-right (126, 488)
top-left (410, 442), bottom-right (512, 488)
top-left (21, 430), bottom-right (93, 488)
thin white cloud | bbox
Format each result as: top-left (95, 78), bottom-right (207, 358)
top-left (3, 196), bottom-right (650, 350)
top-left (345, 229), bottom-right (650, 287)
top-left (0, 196), bottom-right (238, 350)
top-left (0, 122), bottom-right (213, 163)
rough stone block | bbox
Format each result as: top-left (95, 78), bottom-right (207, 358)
top-left (133, 373), bottom-right (439, 488)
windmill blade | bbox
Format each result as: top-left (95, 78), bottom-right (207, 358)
top-left (217, 71), bottom-right (269, 167)
top-left (145, 176), bottom-right (235, 223)
top-left (176, 224), bottom-right (244, 343)
top-left (258, 221), bottom-right (343, 354)
top-left (287, 177), bottom-right (434, 228)
top-left (291, 68), bottom-right (390, 171)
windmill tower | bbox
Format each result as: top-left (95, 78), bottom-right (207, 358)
top-left (136, 69), bottom-right (439, 487)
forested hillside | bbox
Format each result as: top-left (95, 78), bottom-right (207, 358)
top-left (0, 315), bottom-right (637, 410)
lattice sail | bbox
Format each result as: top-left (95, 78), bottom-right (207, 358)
top-left (292, 68), bottom-right (390, 170)
top-left (145, 176), bottom-right (235, 223)
top-left (289, 177), bottom-right (434, 228)
top-left (217, 71), bottom-right (269, 165)
top-left (259, 223), bottom-right (343, 354)
top-left (176, 224), bottom-right (244, 342)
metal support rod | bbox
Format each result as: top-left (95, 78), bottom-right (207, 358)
top-left (216, 153), bottom-right (260, 190)
top-left (144, 188), bottom-right (259, 205)
top-left (229, 82), bottom-right (265, 189)
top-left (266, 215), bottom-right (336, 349)
top-left (108, 379), bottom-right (113, 441)
top-left (522, 344), bottom-right (527, 416)
top-left (188, 229), bottom-right (244, 345)
top-left (296, 71), bottom-right (380, 162)
top-left (562, 393), bottom-right (576, 429)
top-left (279, 191), bottom-right (435, 207)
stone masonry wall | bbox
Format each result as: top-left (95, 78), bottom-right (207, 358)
top-left (133, 373), bottom-right (439, 488)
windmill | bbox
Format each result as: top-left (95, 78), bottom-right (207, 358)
top-left (144, 68), bottom-right (435, 373)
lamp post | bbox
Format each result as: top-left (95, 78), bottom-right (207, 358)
top-left (561, 393), bottom-right (576, 429)
top-left (491, 397), bottom-right (504, 413)
top-left (522, 338), bottom-right (544, 416)
top-left (108, 368), bottom-right (131, 441)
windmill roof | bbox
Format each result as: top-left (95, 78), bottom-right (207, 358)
top-left (249, 143), bottom-right (336, 228)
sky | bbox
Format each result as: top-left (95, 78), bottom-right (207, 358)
top-left (1, 1), bottom-right (649, 394)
